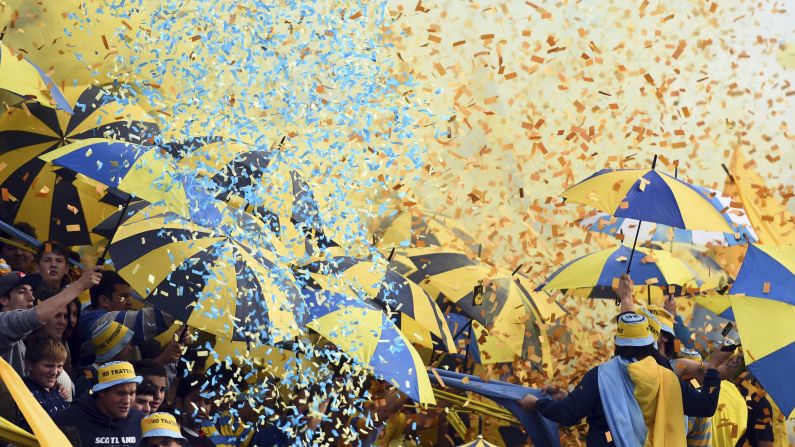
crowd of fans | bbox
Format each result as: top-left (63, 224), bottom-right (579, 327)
top-left (0, 222), bottom-right (785, 446)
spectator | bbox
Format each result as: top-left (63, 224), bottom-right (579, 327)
top-left (65, 297), bottom-right (82, 375)
top-left (74, 321), bottom-right (136, 398)
top-left (31, 241), bottom-right (72, 301)
top-left (174, 373), bottom-right (217, 447)
top-left (134, 360), bottom-right (169, 413)
top-left (641, 304), bottom-right (677, 359)
top-left (736, 376), bottom-right (775, 447)
top-left (133, 380), bottom-right (158, 415)
top-left (517, 275), bottom-right (731, 446)
top-left (0, 222), bottom-right (37, 273)
top-left (54, 361), bottom-right (145, 447)
top-left (140, 412), bottom-right (188, 447)
top-left (30, 299), bottom-right (77, 399)
top-left (21, 334), bottom-right (69, 419)
top-left (77, 271), bottom-right (171, 367)
top-left (0, 268), bottom-right (100, 375)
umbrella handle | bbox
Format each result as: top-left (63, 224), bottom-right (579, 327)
top-left (618, 220), bottom-right (643, 306)
top-left (95, 196), bottom-right (132, 266)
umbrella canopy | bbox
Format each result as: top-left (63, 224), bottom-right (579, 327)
top-left (171, 138), bottom-right (326, 259)
top-left (0, 41), bottom-right (71, 112)
top-left (537, 244), bottom-right (695, 299)
top-left (563, 168), bottom-right (734, 232)
top-left (0, 85), bottom-right (157, 245)
top-left (390, 247), bottom-right (559, 364)
top-left (580, 192), bottom-right (757, 246)
top-left (456, 436), bottom-right (498, 447)
top-left (302, 289), bottom-right (435, 404)
top-left (106, 204), bottom-right (302, 344)
top-left (375, 207), bottom-right (479, 253)
top-left (39, 138), bottom-right (196, 217)
top-left (729, 244), bottom-right (795, 418)
top-left (301, 255), bottom-right (456, 353)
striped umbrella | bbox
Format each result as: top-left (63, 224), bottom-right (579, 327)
top-left (302, 289), bottom-right (435, 404)
top-left (729, 244), bottom-right (795, 417)
top-left (456, 436), bottom-right (498, 447)
top-left (537, 244), bottom-right (695, 299)
top-left (389, 248), bottom-right (559, 364)
top-left (106, 204), bottom-right (302, 344)
top-left (170, 137), bottom-right (327, 258)
top-left (0, 85), bottom-right (158, 245)
top-left (563, 165), bottom-right (734, 233)
top-left (563, 159), bottom-right (735, 275)
top-left (0, 41), bottom-right (71, 112)
top-left (39, 138), bottom-right (198, 218)
top-left (300, 255), bottom-right (456, 353)
top-left (375, 207), bottom-right (479, 253)
top-left (579, 187), bottom-right (756, 246)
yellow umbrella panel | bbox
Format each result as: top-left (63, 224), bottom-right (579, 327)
top-left (562, 167), bottom-right (734, 233)
top-left (107, 208), bottom-right (303, 344)
top-left (303, 289), bottom-right (435, 404)
top-left (0, 84), bottom-right (158, 244)
top-left (0, 41), bottom-right (70, 112)
top-left (301, 255), bottom-right (456, 353)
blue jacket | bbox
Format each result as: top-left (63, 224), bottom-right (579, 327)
top-left (53, 393), bottom-right (144, 447)
top-left (536, 359), bottom-right (722, 446)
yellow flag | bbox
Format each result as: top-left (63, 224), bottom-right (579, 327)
top-left (0, 357), bottom-right (72, 447)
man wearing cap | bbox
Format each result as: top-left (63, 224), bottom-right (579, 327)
top-left (140, 412), bottom-right (187, 447)
top-left (77, 270), bottom-right (173, 368)
top-left (74, 320), bottom-right (137, 398)
top-left (54, 360), bottom-right (145, 447)
top-left (0, 267), bottom-right (101, 374)
top-left (517, 275), bottom-right (733, 447)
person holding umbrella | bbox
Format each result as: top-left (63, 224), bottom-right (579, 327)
top-left (517, 275), bottom-right (732, 447)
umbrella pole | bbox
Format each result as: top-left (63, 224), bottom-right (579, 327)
top-left (95, 196), bottom-right (132, 266)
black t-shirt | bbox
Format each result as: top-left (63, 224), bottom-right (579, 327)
top-left (735, 382), bottom-right (774, 446)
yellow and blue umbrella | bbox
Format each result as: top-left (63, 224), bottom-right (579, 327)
top-left (537, 244), bottom-right (695, 299)
top-left (580, 197), bottom-right (756, 247)
top-left (563, 165), bottom-right (735, 233)
top-left (0, 41), bottom-right (71, 112)
top-left (0, 85), bottom-right (157, 244)
top-left (301, 255), bottom-right (456, 353)
top-left (39, 138), bottom-right (196, 217)
top-left (302, 289), bottom-right (435, 404)
top-left (375, 207), bottom-right (479, 253)
top-left (389, 247), bottom-right (559, 365)
top-left (106, 205), bottom-right (302, 344)
top-left (729, 244), bottom-right (795, 417)
top-left (171, 137), bottom-right (328, 259)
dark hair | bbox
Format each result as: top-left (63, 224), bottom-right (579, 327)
top-left (660, 333), bottom-right (675, 359)
top-left (615, 344), bottom-right (672, 369)
top-left (89, 270), bottom-right (130, 309)
top-left (35, 241), bottom-right (71, 263)
top-left (137, 380), bottom-right (158, 397)
top-left (0, 222), bottom-right (37, 250)
top-left (134, 359), bottom-right (168, 378)
top-left (176, 373), bottom-right (209, 400)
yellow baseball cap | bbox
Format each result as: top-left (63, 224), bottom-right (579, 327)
top-left (615, 313), bottom-right (655, 347)
top-left (141, 412), bottom-right (187, 444)
top-left (91, 320), bottom-right (134, 363)
top-left (92, 361), bottom-right (142, 392)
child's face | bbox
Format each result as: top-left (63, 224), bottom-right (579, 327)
top-left (28, 359), bottom-right (64, 391)
top-left (38, 252), bottom-right (67, 284)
